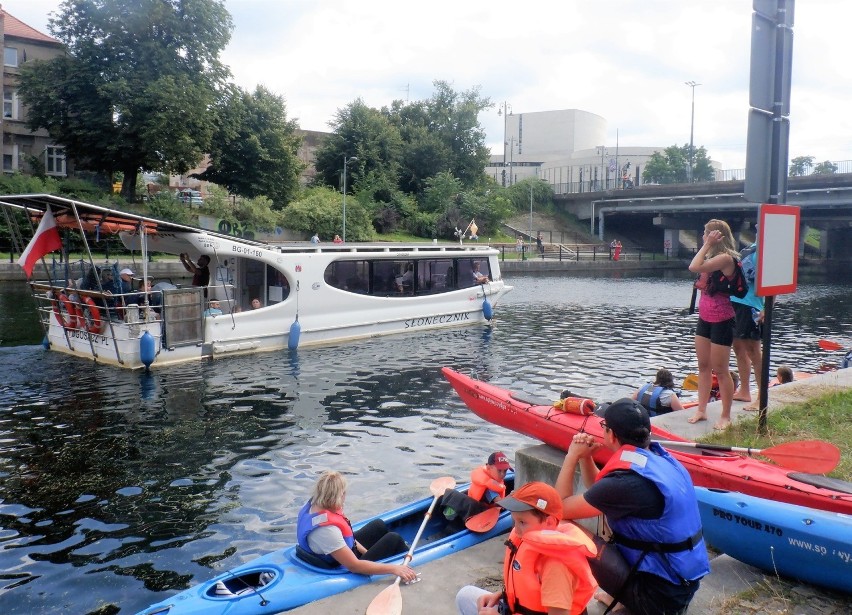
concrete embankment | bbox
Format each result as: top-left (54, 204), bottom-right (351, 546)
top-left (291, 369), bottom-right (852, 615)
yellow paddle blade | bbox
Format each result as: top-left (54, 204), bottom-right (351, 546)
top-left (682, 373), bottom-right (699, 391)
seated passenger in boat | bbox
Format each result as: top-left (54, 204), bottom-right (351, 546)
top-left (295, 471), bottom-right (416, 581)
top-left (396, 263), bottom-right (414, 292)
top-left (632, 368), bottom-right (684, 416)
top-left (471, 261), bottom-right (490, 285)
top-left (203, 299), bottom-right (223, 317)
top-left (440, 451), bottom-right (512, 526)
top-left (130, 278), bottom-right (161, 314)
top-left (250, 298), bottom-right (262, 310)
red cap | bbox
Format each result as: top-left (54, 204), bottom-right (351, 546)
top-left (487, 451), bottom-right (512, 470)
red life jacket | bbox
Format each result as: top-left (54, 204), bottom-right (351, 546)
top-left (503, 523), bottom-right (598, 615)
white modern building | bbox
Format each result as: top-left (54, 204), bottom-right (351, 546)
top-left (485, 108), bottom-right (667, 193)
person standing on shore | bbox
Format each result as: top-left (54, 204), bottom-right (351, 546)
top-left (731, 240), bottom-right (763, 410)
top-left (687, 219), bottom-right (740, 430)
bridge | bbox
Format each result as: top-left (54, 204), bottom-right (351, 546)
top-left (553, 174), bottom-right (852, 259)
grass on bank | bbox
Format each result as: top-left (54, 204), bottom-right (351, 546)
top-left (698, 388), bottom-right (852, 481)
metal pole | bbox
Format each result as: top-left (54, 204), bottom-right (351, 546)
top-left (342, 156), bottom-right (347, 243)
top-left (685, 81), bottom-right (701, 182)
top-left (529, 171), bottom-right (534, 244)
top-left (342, 155), bottom-right (359, 243)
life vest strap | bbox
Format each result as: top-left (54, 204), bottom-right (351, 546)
top-left (610, 528), bottom-right (703, 553)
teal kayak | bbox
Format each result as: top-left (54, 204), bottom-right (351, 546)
top-left (137, 478), bottom-right (513, 614)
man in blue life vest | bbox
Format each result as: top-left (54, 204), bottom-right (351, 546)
top-left (455, 481), bottom-right (598, 615)
top-left (555, 399), bottom-right (710, 615)
top-left (731, 240), bottom-right (764, 410)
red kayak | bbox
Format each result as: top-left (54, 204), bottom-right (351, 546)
top-left (442, 367), bottom-right (852, 515)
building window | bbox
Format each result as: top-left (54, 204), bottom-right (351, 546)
top-left (45, 146), bottom-right (67, 176)
top-left (3, 47), bottom-right (17, 67)
top-left (3, 89), bottom-right (15, 119)
top-left (3, 154), bottom-right (14, 172)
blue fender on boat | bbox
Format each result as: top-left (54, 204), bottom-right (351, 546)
top-left (139, 331), bottom-right (156, 368)
top-left (288, 318), bottom-right (301, 350)
top-left (42, 335), bottom-right (50, 350)
top-left (482, 296), bottom-right (493, 321)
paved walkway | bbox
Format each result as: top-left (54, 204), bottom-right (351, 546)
top-left (291, 369), bottom-right (852, 614)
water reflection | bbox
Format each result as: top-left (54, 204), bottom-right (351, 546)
top-left (0, 273), bottom-right (849, 614)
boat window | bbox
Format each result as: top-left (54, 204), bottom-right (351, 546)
top-left (322, 257), bottom-right (486, 297)
top-left (267, 265), bottom-right (290, 304)
top-left (325, 260), bottom-right (371, 294)
top-left (458, 258), bottom-right (492, 289)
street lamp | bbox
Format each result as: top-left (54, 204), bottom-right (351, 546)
top-left (342, 155), bottom-right (358, 242)
top-left (498, 102), bottom-right (512, 186)
top-left (685, 80), bottom-right (701, 183)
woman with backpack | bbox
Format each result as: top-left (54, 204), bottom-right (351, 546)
top-left (687, 219), bottom-right (742, 430)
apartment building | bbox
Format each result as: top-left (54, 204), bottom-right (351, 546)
top-left (1, 8), bottom-right (67, 177)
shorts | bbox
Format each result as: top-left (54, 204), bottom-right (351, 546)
top-left (733, 302), bottom-right (761, 340)
top-left (695, 317), bottom-right (734, 347)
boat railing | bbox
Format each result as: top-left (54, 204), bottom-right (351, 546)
top-left (29, 282), bottom-right (164, 331)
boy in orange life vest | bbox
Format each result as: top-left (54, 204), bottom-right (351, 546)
top-left (442, 451), bottom-right (511, 523)
top-left (455, 482), bottom-right (597, 615)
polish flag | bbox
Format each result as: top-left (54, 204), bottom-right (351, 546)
top-left (17, 206), bottom-right (63, 278)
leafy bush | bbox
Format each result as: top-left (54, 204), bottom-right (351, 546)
top-left (282, 187), bottom-right (373, 241)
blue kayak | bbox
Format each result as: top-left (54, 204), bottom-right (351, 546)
top-left (137, 479), bottom-right (513, 614)
top-left (697, 487), bottom-right (852, 594)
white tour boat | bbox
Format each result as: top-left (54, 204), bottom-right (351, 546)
top-left (2, 194), bottom-right (512, 370)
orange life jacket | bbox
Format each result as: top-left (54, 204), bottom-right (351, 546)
top-left (467, 466), bottom-right (506, 503)
top-left (503, 523), bottom-right (598, 615)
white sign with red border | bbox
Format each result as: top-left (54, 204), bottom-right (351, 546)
top-left (756, 204), bottom-right (800, 296)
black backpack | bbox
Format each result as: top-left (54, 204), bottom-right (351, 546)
top-left (707, 258), bottom-right (748, 299)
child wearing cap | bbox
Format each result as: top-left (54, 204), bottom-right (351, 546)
top-left (455, 481), bottom-right (597, 615)
top-left (441, 451), bottom-right (512, 524)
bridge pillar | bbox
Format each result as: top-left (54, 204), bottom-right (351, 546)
top-left (663, 228), bottom-right (681, 256)
top-left (825, 227), bottom-right (852, 259)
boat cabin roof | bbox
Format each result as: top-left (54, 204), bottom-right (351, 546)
top-left (0, 193), bottom-right (495, 255)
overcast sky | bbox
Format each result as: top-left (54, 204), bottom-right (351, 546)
top-left (9, 1), bottom-right (850, 170)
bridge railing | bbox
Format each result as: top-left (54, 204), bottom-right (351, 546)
top-left (545, 160), bottom-right (852, 195)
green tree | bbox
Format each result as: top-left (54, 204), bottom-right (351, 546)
top-left (387, 81), bottom-right (492, 195)
top-left (18, 0), bottom-right (233, 200)
top-left (313, 99), bottom-right (403, 199)
top-left (789, 155), bottom-right (815, 177)
top-left (197, 85), bottom-right (303, 208)
top-left (642, 144), bottom-right (713, 184)
top-left (813, 160), bottom-right (838, 175)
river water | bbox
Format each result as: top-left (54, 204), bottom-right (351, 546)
top-left (0, 272), bottom-right (850, 614)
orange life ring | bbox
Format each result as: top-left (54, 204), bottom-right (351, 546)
top-left (79, 296), bottom-right (104, 334)
top-left (51, 292), bottom-right (79, 329)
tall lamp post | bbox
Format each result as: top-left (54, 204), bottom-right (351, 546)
top-left (685, 81), bottom-right (701, 183)
top-left (498, 102), bottom-right (512, 186)
top-left (342, 155), bottom-right (358, 242)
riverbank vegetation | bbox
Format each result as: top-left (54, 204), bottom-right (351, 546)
top-left (700, 388), bottom-right (852, 481)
